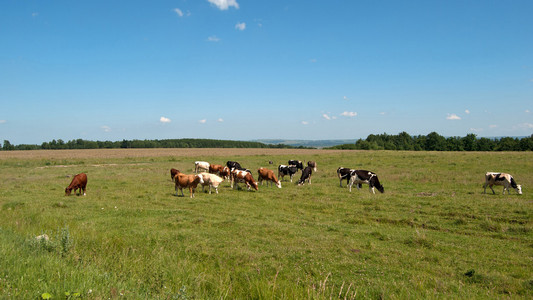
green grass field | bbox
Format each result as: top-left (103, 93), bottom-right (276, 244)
top-left (0, 150), bottom-right (531, 299)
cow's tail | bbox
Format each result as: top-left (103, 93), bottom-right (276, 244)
top-left (510, 176), bottom-right (518, 189)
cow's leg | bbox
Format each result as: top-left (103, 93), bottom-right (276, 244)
top-left (348, 178), bottom-right (353, 192)
top-left (82, 186), bottom-right (86, 196)
top-left (181, 188), bottom-right (185, 197)
top-left (290, 174), bottom-right (293, 182)
top-left (370, 186), bottom-right (375, 194)
top-left (339, 178), bottom-right (343, 187)
top-left (190, 186), bottom-right (194, 198)
top-left (489, 184), bottom-right (496, 194)
top-left (483, 183), bottom-right (488, 194)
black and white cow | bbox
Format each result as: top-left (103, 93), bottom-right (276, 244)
top-left (483, 172), bottom-right (522, 195)
top-left (278, 165), bottom-right (299, 182)
top-left (348, 170), bottom-right (384, 194)
top-left (337, 167), bottom-right (354, 187)
top-left (226, 161), bottom-right (243, 171)
top-left (298, 166), bottom-right (313, 185)
top-left (288, 160), bottom-right (304, 171)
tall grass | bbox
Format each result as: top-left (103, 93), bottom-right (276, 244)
top-left (0, 150), bottom-right (531, 298)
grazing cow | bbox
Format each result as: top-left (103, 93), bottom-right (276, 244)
top-left (218, 166), bottom-right (231, 181)
top-left (231, 169), bottom-right (258, 191)
top-left (174, 173), bottom-right (204, 198)
top-left (209, 164), bottom-right (224, 174)
top-left (226, 161), bottom-right (243, 171)
top-left (257, 168), bottom-right (282, 188)
top-left (170, 168), bottom-right (180, 182)
top-left (195, 161), bottom-right (210, 173)
top-left (337, 167), bottom-right (355, 187)
top-left (348, 170), bottom-right (384, 194)
top-left (298, 166), bottom-right (313, 186)
top-left (65, 173), bottom-right (87, 196)
top-left (483, 172), bottom-right (522, 195)
top-left (199, 173), bottom-right (224, 194)
top-left (307, 161), bottom-right (317, 172)
top-left (288, 160), bottom-right (304, 170)
top-left (278, 165), bottom-right (299, 182)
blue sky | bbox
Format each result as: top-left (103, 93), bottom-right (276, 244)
top-left (1, 0), bottom-right (532, 145)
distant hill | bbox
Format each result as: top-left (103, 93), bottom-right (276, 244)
top-left (254, 139), bottom-right (355, 149)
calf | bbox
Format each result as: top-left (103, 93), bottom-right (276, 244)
top-left (174, 173), bottom-right (204, 198)
top-left (337, 167), bottom-right (353, 187)
top-left (258, 168), bottom-right (282, 188)
top-left (170, 168), bottom-right (180, 182)
top-left (278, 165), bottom-right (298, 182)
top-left (195, 161), bottom-right (210, 173)
top-left (348, 170), bottom-right (384, 194)
top-left (65, 173), bottom-right (87, 196)
top-left (199, 173), bottom-right (224, 194)
top-left (231, 169), bottom-right (258, 191)
top-left (288, 160), bottom-right (304, 170)
top-left (298, 166), bottom-right (313, 186)
top-left (307, 161), bottom-right (317, 172)
top-left (483, 172), bottom-right (522, 195)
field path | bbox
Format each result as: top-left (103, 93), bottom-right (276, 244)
top-left (0, 148), bottom-right (351, 159)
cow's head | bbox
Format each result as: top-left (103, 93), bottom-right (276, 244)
top-left (65, 187), bottom-right (73, 196)
top-left (516, 185), bottom-right (522, 195)
top-left (196, 175), bottom-right (204, 185)
top-left (276, 180), bottom-right (282, 188)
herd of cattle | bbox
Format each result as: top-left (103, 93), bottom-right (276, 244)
top-left (64, 159), bottom-right (523, 198)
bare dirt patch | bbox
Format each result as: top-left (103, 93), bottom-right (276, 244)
top-left (0, 148), bottom-right (352, 160)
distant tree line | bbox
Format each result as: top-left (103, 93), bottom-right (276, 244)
top-left (0, 138), bottom-right (304, 151)
top-left (327, 132), bottom-right (533, 151)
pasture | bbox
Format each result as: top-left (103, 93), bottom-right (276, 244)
top-left (0, 149), bottom-right (531, 299)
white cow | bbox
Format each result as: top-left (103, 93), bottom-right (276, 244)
top-left (483, 172), bottom-right (522, 195)
top-left (199, 173), bottom-right (224, 194)
top-left (194, 161), bottom-right (210, 173)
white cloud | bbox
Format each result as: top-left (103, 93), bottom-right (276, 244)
top-left (235, 22), bottom-right (246, 31)
top-left (518, 122), bottom-right (533, 129)
top-left (310, 58), bottom-right (317, 63)
top-left (101, 126), bottom-right (111, 132)
top-left (526, 109), bottom-right (531, 113)
top-left (340, 111), bottom-right (357, 117)
top-left (199, 119), bottom-right (207, 124)
top-left (0, 120), bottom-right (6, 124)
top-left (217, 118), bottom-right (224, 122)
top-left (160, 116), bottom-right (171, 123)
top-left (343, 96), bottom-right (349, 101)
top-left (469, 128), bottom-right (483, 132)
top-left (465, 109), bottom-right (470, 114)
top-left (322, 114), bottom-right (331, 120)
top-left (446, 113), bottom-right (461, 120)
top-left (207, 36), bottom-right (220, 42)
top-left (489, 124), bottom-right (498, 128)
top-left (208, 0), bottom-right (239, 10)
top-left (379, 112), bottom-right (387, 115)
top-left (32, 12), bottom-right (39, 17)
top-left (173, 8), bottom-right (184, 17)
top-left (301, 121), bottom-right (309, 125)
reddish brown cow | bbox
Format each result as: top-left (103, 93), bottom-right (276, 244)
top-left (174, 173), bottom-right (204, 198)
top-left (65, 173), bottom-right (87, 196)
top-left (209, 164), bottom-right (224, 174)
top-left (257, 168), bottom-right (281, 188)
top-left (218, 166), bottom-right (231, 181)
top-left (231, 170), bottom-right (258, 191)
top-left (170, 168), bottom-right (180, 182)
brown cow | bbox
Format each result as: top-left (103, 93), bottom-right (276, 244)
top-left (231, 169), bottom-right (258, 191)
top-left (218, 166), bottom-right (231, 181)
top-left (170, 168), bottom-right (180, 182)
top-left (174, 173), bottom-right (204, 198)
top-left (257, 168), bottom-right (281, 188)
top-left (307, 161), bottom-right (317, 172)
top-left (209, 164), bottom-right (224, 174)
top-left (65, 173), bottom-right (87, 196)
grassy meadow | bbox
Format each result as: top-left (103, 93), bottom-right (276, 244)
top-left (0, 149), bottom-right (531, 299)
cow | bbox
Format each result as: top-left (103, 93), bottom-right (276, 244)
top-left (307, 161), bottom-right (317, 172)
top-left (278, 165), bottom-right (299, 182)
top-left (483, 172), bottom-right (522, 195)
top-left (174, 173), bottom-right (204, 198)
top-left (65, 173), bottom-right (87, 196)
top-left (218, 166), bottom-right (231, 181)
top-left (199, 173), bottom-right (224, 194)
top-left (257, 168), bottom-right (282, 188)
top-left (170, 168), bottom-right (180, 182)
top-left (337, 167), bottom-right (354, 187)
top-left (288, 160), bottom-right (304, 170)
top-left (209, 164), bottom-right (225, 174)
top-left (226, 161), bottom-right (243, 171)
top-left (348, 170), bottom-right (384, 194)
top-left (231, 169), bottom-right (258, 191)
top-left (298, 166), bottom-right (313, 186)
top-left (195, 161), bottom-right (210, 173)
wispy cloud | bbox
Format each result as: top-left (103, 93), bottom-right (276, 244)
top-left (469, 128), bottom-right (483, 132)
top-left (0, 120), bottom-right (7, 124)
top-left (199, 119), bottom-right (207, 124)
top-left (101, 125), bottom-right (111, 132)
top-left (173, 8), bottom-right (184, 17)
top-left (32, 12), bottom-right (39, 17)
top-left (343, 96), bottom-right (349, 101)
top-left (217, 118), bottom-right (224, 122)
top-left (465, 109), bottom-right (470, 114)
top-left (526, 109), bottom-right (530, 113)
top-left (310, 58), bottom-right (317, 63)
top-left (340, 111), bottom-right (357, 117)
top-left (489, 124), bottom-right (498, 128)
top-left (160, 116), bottom-right (171, 123)
top-left (208, 0), bottom-right (239, 10)
top-left (518, 122), bottom-right (533, 129)
top-left (301, 121), bottom-right (309, 125)
top-left (322, 114), bottom-right (331, 120)
top-left (207, 36), bottom-right (220, 42)
top-left (235, 22), bottom-right (246, 31)
top-left (446, 113), bottom-right (461, 120)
